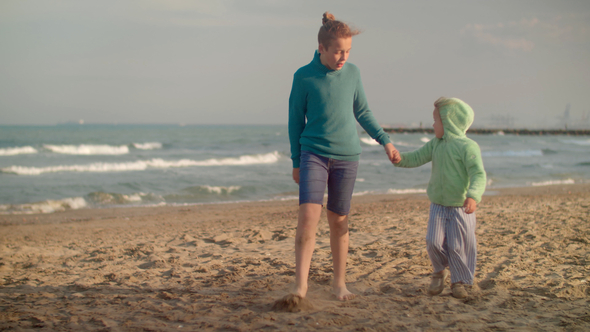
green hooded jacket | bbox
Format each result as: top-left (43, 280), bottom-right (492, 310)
top-left (394, 98), bottom-right (486, 206)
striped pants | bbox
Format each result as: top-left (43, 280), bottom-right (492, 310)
top-left (426, 203), bottom-right (477, 285)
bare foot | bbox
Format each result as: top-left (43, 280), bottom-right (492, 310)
top-left (333, 286), bottom-right (355, 301)
top-left (292, 283), bottom-right (308, 298)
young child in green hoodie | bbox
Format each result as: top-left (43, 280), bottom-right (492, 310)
top-left (393, 97), bottom-right (486, 298)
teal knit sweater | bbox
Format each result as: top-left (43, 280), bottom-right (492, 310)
top-left (288, 51), bottom-right (391, 168)
top-left (394, 98), bottom-right (487, 206)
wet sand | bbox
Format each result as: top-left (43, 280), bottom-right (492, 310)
top-left (1, 184), bottom-right (589, 331)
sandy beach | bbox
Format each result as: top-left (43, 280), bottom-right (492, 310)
top-left (1, 184), bottom-right (589, 331)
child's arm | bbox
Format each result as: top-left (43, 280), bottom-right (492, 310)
top-left (393, 139), bottom-right (435, 168)
top-left (462, 142), bottom-right (486, 213)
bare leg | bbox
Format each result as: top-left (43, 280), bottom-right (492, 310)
top-left (327, 210), bottom-right (355, 300)
top-left (294, 203), bottom-right (322, 298)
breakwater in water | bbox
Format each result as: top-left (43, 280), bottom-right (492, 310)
top-left (383, 128), bottom-right (590, 136)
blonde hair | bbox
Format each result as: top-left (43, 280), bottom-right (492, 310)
top-left (318, 12), bottom-right (360, 48)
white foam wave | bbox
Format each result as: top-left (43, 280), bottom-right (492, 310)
top-left (481, 150), bottom-right (543, 157)
top-left (277, 195), bottom-right (299, 201)
top-left (0, 197), bottom-right (87, 214)
top-left (86, 191), bottom-right (160, 205)
top-left (360, 137), bottom-right (380, 146)
top-left (189, 151), bottom-right (281, 166)
top-left (361, 138), bottom-right (413, 147)
top-left (531, 178), bottom-right (575, 186)
top-left (44, 144), bottom-right (129, 155)
top-left (387, 188), bottom-right (427, 194)
top-left (560, 139), bottom-right (590, 146)
top-left (2, 151), bottom-right (281, 175)
top-left (201, 185), bottom-right (242, 194)
top-left (0, 146), bottom-right (38, 156)
top-left (132, 142), bottom-right (163, 150)
top-left (420, 137), bottom-right (431, 143)
top-left (126, 193), bottom-right (143, 202)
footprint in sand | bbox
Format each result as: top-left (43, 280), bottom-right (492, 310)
top-left (272, 294), bottom-right (314, 312)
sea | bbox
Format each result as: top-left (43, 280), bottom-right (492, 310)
top-left (1, 124), bottom-right (589, 214)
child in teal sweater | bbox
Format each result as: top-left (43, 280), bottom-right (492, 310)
top-left (394, 97), bottom-right (486, 298)
top-left (288, 12), bottom-right (400, 301)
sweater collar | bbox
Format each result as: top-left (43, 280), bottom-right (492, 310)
top-left (312, 50), bottom-right (343, 76)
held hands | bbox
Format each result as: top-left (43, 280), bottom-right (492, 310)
top-left (463, 197), bottom-right (477, 214)
top-left (384, 143), bottom-right (401, 164)
top-left (295, 143), bottom-right (401, 185)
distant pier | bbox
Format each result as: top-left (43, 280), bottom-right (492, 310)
top-left (383, 128), bottom-right (590, 136)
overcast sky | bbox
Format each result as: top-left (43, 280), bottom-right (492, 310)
top-left (1, 0), bottom-right (589, 128)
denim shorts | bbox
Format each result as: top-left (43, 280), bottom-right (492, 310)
top-left (299, 150), bottom-right (359, 216)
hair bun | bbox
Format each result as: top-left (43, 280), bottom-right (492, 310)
top-left (322, 12), bottom-right (335, 25)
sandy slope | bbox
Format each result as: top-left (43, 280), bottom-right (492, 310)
top-left (1, 184), bottom-right (589, 331)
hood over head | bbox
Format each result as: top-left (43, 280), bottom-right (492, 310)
top-left (438, 98), bottom-right (474, 139)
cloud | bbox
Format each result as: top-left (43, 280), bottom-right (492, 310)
top-left (461, 20), bottom-right (536, 52)
top-left (131, 0), bottom-right (308, 28)
top-left (0, 0), bottom-right (308, 28)
top-left (461, 14), bottom-right (590, 53)
top-left (539, 15), bottom-right (589, 43)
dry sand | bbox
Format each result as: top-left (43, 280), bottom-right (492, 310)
top-left (1, 184), bottom-right (589, 331)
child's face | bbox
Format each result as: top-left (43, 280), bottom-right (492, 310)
top-left (318, 37), bottom-right (352, 71)
top-left (433, 107), bottom-right (444, 139)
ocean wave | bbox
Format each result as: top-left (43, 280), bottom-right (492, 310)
top-left (86, 192), bottom-right (162, 205)
top-left (361, 137), bottom-right (414, 147)
top-left (531, 178), bottom-right (575, 186)
top-left (560, 139), bottom-right (590, 146)
top-left (360, 137), bottom-right (380, 146)
top-left (44, 144), bottom-right (129, 155)
top-left (0, 146), bottom-right (38, 156)
top-left (163, 185), bottom-right (246, 203)
top-left (387, 188), bottom-right (427, 194)
top-left (0, 197), bottom-right (87, 214)
top-left (132, 142), bottom-right (163, 150)
top-left (174, 185), bottom-right (243, 197)
top-left (420, 137), bottom-right (431, 143)
top-left (188, 151), bottom-right (281, 166)
top-left (276, 195), bottom-right (299, 201)
top-left (1, 151), bottom-right (281, 175)
top-left (199, 185), bottom-right (242, 195)
top-left (175, 185), bottom-right (243, 196)
top-left (482, 150), bottom-right (543, 157)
